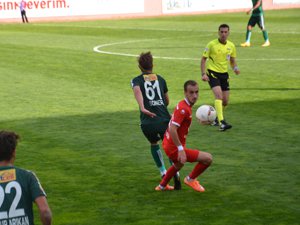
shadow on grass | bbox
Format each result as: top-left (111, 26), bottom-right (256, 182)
top-left (0, 98), bottom-right (298, 225)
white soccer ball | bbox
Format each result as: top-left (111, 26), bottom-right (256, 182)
top-left (196, 105), bottom-right (217, 123)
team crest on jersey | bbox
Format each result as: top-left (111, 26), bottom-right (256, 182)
top-left (143, 74), bottom-right (157, 81)
top-left (180, 109), bottom-right (185, 114)
top-left (0, 169), bottom-right (16, 183)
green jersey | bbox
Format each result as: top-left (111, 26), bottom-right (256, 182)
top-left (251, 0), bottom-right (263, 16)
top-left (131, 73), bottom-right (171, 125)
top-left (0, 166), bottom-right (46, 225)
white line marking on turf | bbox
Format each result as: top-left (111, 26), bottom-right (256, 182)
top-left (93, 40), bottom-right (300, 61)
top-left (33, 24), bottom-right (300, 34)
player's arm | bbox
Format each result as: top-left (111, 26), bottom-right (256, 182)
top-left (169, 123), bottom-right (186, 164)
top-left (164, 92), bottom-right (170, 106)
top-left (133, 86), bottom-right (156, 118)
top-left (201, 56), bottom-right (209, 81)
top-left (35, 196), bottom-right (52, 225)
top-left (247, 0), bottom-right (261, 14)
top-left (230, 57), bottom-right (240, 75)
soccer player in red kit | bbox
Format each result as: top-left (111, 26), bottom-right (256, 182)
top-left (155, 80), bottom-right (213, 192)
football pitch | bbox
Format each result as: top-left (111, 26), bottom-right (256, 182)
top-left (0, 9), bottom-right (299, 225)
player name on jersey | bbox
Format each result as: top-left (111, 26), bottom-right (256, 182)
top-left (149, 99), bottom-right (164, 106)
top-left (0, 216), bottom-right (29, 225)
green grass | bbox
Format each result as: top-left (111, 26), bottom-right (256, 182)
top-left (0, 9), bottom-right (299, 225)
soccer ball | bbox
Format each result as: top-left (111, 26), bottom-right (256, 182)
top-left (196, 105), bottom-right (217, 123)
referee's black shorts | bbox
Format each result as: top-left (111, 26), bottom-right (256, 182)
top-left (207, 69), bottom-right (230, 91)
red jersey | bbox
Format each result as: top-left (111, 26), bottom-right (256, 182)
top-left (163, 99), bottom-right (192, 150)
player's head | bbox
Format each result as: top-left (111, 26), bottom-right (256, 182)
top-left (0, 131), bottom-right (19, 162)
top-left (218, 24), bottom-right (230, 43)
top-left (184, 80), bottom-right (199, 105)
top-left (138, 52), bottom-right (153, 72)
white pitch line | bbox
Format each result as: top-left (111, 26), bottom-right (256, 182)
top-left (93, 40), bottom-right (300, 61)
top-left (34, 24), bottom-right (300, 34)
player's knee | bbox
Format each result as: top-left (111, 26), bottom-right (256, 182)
top-left (174, 162), bottom-right (184, 170)
top-left (200, 152), bottom-right (213, 165)
top-left (205, 153), bottom-right (213, 165)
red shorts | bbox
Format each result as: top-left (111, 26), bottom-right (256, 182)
top-left (163, 142), bottom-right (200, 163)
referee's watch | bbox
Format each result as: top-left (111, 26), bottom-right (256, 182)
top-left (202, 72), bottom-right (206, 76)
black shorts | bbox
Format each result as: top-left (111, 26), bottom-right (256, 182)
top-left (141, 121), bottom-right (168, 143)
top-left (207, 69), bottom-right (230, 91)
top-left (248, 15), bottom-right (265, 30)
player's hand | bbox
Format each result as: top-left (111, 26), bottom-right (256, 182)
top-left (197, 119), bottom-right (210, 125)
top-left (178, 150), bottom-right (187, 164)
top-left (246, 9), bottom-right (252, 15)
top-left (234, 69), bottom-right (240, 75)
top-left (202, 74), bottom-right (209, 82)
top-left (141, 108), bottom-right (156, 118)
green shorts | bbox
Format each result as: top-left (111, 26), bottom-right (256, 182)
top-left (248, 15), bottom-right (265, 30)
top-left (141, 121), bottom-right (169, 143)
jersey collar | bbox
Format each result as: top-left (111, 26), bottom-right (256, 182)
top-left (184, 98), bottom-right (191, 106)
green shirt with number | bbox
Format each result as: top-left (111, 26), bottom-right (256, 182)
top-left (0, 166), bottom-right (46, 225)
top-left (131, 73), bottom-right (171, 125)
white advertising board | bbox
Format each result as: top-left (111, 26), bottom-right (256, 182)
top-left (0, 0), bottom-right (144, 19)
top-left (162, 0), bottom-right (252, 14)
top-left (273, 0), bottom-right (300, 3)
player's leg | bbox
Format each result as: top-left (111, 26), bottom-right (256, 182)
top-left (259, 15), bottom-right (270, 47)
top-left (150, 143), bottom-right (167, 176)
top-left (241, 18), bottom-right (255, 47)
top-left (155, 150), bottom-right (183, 191)
top-left (219, 76), bottom-right (232, 131)
top-left (212, 86), bottom-right (224, 123)
top-left (207, 70), bottom-right (224, 125)
top-left (21, 11), bottom-right (25, 23)
top-left (155, 162), bottom-right (183, 191)
top-left (184, 149), bottom-right (212, 192)
top-left (159, 124), bottom-right (181, 190)
top-left (24, 11), bottom-right (29, 23)
top-left (141, 124), bottom-right (167, 177)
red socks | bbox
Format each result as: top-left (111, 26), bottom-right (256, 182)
top-left (189, 163), bottom-right (209, 179)
top-left (160, 165), bottom-right (178, 187)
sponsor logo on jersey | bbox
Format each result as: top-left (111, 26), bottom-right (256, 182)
top-left (143, 74), bottom-right (157, 81)
top-left (0, 169), bottom-right (16, 183)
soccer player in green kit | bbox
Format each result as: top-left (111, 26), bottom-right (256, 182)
top-left (0, 131), bottom-right (52, 225)
top-left (241, 0), bottom-right (270, 47)
top-left (131, 52), bottom-right (181, 189)
top-left (201, 24), bottom-right (240, 131)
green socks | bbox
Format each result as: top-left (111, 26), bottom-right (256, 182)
top-left (151, 145), bottom-right (166, 176)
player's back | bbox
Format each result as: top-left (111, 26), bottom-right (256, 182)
top-left (131, 73), bottom-right (170, 124)
top-left (0, 166), bottom-right (45, 225)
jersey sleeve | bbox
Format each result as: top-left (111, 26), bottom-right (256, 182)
top-left (160, 76), bottom-right (168, 94)
top-left (130, 77), bottom-right (140, 89)
top-left (230, 43), bottom-right (237, 58)
top-left (202, 42), bottom-right (212, 58)
top-left (171, 104), bottom-right (187, 127)
top-left (28, 171), bottom-right (47, 201)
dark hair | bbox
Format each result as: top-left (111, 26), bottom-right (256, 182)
top-left (138, 51), bottom-right (153, 71)
top-left (184, 80), bottom-right (198, 91)
top-left (0, 131), bottom-right (19, 161)
top-left (219, 24), bottom-right (230, 31)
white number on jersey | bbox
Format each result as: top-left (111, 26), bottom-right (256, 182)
top-left (0, 181), bottom-right (25, 219)
top-left (144, 80), bottom-right (162, 100)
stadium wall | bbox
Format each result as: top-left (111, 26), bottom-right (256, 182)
top-left (0, 0), bottom-right (299, 23)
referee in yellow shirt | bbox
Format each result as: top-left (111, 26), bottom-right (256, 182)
top-left (201, 24), bottom-right (240, 131)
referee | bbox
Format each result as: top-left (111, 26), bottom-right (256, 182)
top-left (201, 24), bottom-right (240, 131)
